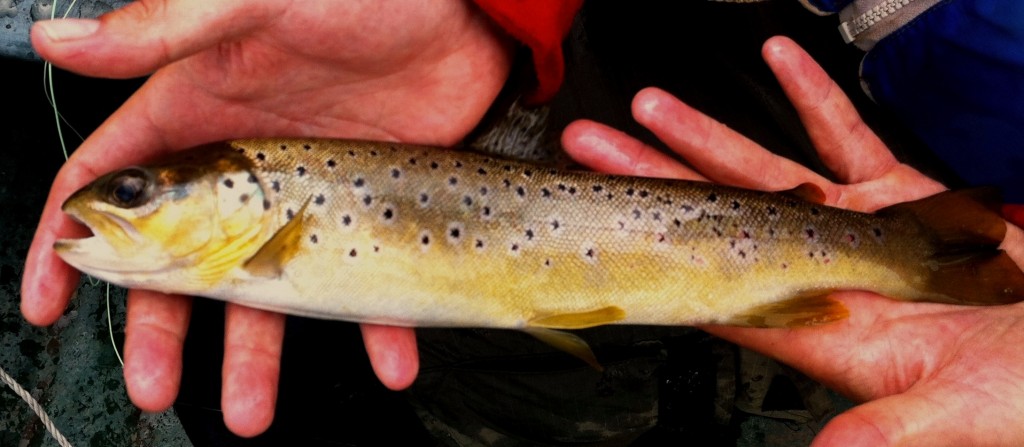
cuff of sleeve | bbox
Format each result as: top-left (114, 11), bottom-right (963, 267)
top-left (471, 0), bottom-right (583, 103)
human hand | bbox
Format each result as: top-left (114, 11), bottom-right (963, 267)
top-left (23, 0), bottom-right (512, 436)
top-left (562, 36), bottom-right (1024, 446)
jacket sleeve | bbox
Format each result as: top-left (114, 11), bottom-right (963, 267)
top-left (471, 0), bottom-right (583, 103)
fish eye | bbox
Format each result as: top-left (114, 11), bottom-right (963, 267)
top-left (106, 168), bottom-right (152, 208)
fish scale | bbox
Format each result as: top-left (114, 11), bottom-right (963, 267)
top-left (56, 138), bottom-right (1024, 336)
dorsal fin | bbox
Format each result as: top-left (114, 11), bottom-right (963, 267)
top-left (781, 183), bottom-right (827, 204)
top-left (243, 196), bottom-right (312, 278)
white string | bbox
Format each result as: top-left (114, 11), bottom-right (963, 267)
top-left (0, 365), bottom-right (74, 447)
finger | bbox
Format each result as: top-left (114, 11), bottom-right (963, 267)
top-left (762, 36), bottom-right (896, 184)
top-left (31, 0), bottom-right (281, 78)
top-left (222, 303), bottom-right (284, 437)
top-left (631, 87), bottom-right (833, 192)
top-left (123, 289), bottom-right (191, 411)
top-left (360, 324), bottom-right (419, 390)
top-left (561, 119), bottom-right (705, 180)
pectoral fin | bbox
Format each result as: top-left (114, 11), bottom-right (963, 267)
top-left (724, 293), bottom-right (848, 328)
top-left (526, 306), bottom-right (626, 329)
top-left (523, 327), bottom-right (603, 371)
top-left (244, 197), bottom-right (312, 278)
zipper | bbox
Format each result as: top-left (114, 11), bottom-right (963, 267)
top-left (839, 0), bottom-right (916, 44)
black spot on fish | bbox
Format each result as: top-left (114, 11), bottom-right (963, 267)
top-left (354, 177), bottom-right (365, 187)
top-left (449, 176), bottom-right (458, 186)
top-left (271, 181), bottom-right (281, 192)
top-left (516, 186), bottom-right (526, 197)
top-left (738, 250), bottom-right (746, 259)
top-left (236, 147), bottom-right (246, 154)
top-left (673, 218), bottom-right (682, 228)
top-left (511, 243), bottom-right (520, 252)
top-left (454, 160), bottom-right (463, 168)
top-left (239, 194), bottom-right (249, 203)
top-left (223, 179), bottom-right (234, 188)
top-left (767, 206), bottom-right (778, 216)
top-left (523, 169), bottom-right (533, 178)
top-left (342, 215), bottom-right (352, 226)
top-left (873, 228), bottom-right (883, 238)
top-left (419, 193), bottom-right (429, 204)
top-left (477, 168), bottom-right (487, 175)
top-left (681, 204), bottom-right (694, 213)
top-left (652, 211), bottom-right (662, 221)
top-left (626, 188), bottom-right (635, 197)
top-left (479, 187), bottom-right (489, 196)
top-left (544, 259), bottom-right (551, 267)
top-left (309, 234), bottom-right (319, 244)
top-left (707, 193), bottom-right (718, 203)
top-left (502, 165), bottom-right (512, 172)
top-left (303, 144), bottom-right (312, 151)
top-left (248, 174), bottom-right (257, 184)
top-left (286, 209), bottom-right (295, 220)
top-left (541, 188), bottom-right (551, 198)
top-left (568, 186), bottom-right (577, 195)
top-left (805, 228), bottom-right (816, 239)
top-left (327, 159), bottom-right (336, 168)
top-left (296, 166), bottom-right (306, 176)
top-left (349, 249), bottom-right (358, 257)
top-left (463, 196), bottom-right (473, 207)
top-left (639, 190), bottom-right (649, 198)
top-left (408, 158), bottom-right (417, 165)
top-left (383, 208), bottom-right (393, 220)
top-left (449, 227), bottom-right (461, 238)
top-left (482, 206), bottom-right (491, 217)
top-left (421, 235), bottom-right (431, 245)
top-left (731, 200), bottom-right (740, 210)
top-left (280, 144), bottom-right (288, 151)
top-left (551, 220), bottom-right (560, 230)
top-left (374, 246), bottom-right (380, 253)
top-left (713, 227), bottom-right (723, 237)
top-left (430, 161), bottom-right (439, 169)
top-left (391, 168), bottom-right (401, 179)
top-left (606, 193), bottom-right (614, 200)
top-left (633, 209), bottom-right (642, 219)
top-left (348, 150), bottom-right (356, 157)
top-left (503, 179), bottom-right (511, 188)
top-left (475, 239), bottom-right (484, 249)
top-left (585, 248), bottom-right (595, 258)
top-left (592, 185), bottom-right (603, 193)
top-left (314, 194), bottom-right (325, 205)
top-left (363, 195), bottom-right (373, 206)
top-left (262, 199), bottom-right (271, 210)
top-left (810, 207), bottom-right (820, 216)
top-left (370, 150), bottom-right (378, 156)
top-left (256, 152), bottom-right (266, 161)
top-left (525, 229), bottom-right (534, 240)
top-left (741, 230), bottom-right (751, 239)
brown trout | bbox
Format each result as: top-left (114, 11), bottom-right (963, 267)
top-left (54, 138), bottom-right (1024, 360)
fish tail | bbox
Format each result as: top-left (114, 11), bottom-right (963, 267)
top-left (879, 188), bottom-right (1024, 305)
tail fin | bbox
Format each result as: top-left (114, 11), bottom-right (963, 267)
top-left (878, 188), bottom-right (1024, 305)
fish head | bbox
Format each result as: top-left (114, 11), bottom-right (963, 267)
top-left (54, 147), bottom-right (272, 290)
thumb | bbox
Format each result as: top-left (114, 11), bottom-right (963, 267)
top-left (813, 390), bottom-right (1011, 447)
top-left (30, 0), bottom-right (280, 78)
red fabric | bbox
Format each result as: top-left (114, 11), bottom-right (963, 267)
top-left (472, 0), bottom-right (583, 103)
top-left (1005, 204), bottom-right (1024, 229)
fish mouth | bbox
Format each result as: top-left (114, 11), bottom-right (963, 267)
top-left (54, 204), bottom-right (140, 259)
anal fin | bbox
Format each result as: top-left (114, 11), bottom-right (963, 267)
top-left (724, 293), bottom-right (848, 328)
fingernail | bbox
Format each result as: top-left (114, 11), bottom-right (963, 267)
top-left (36, 19), bottom-right (100, 42)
